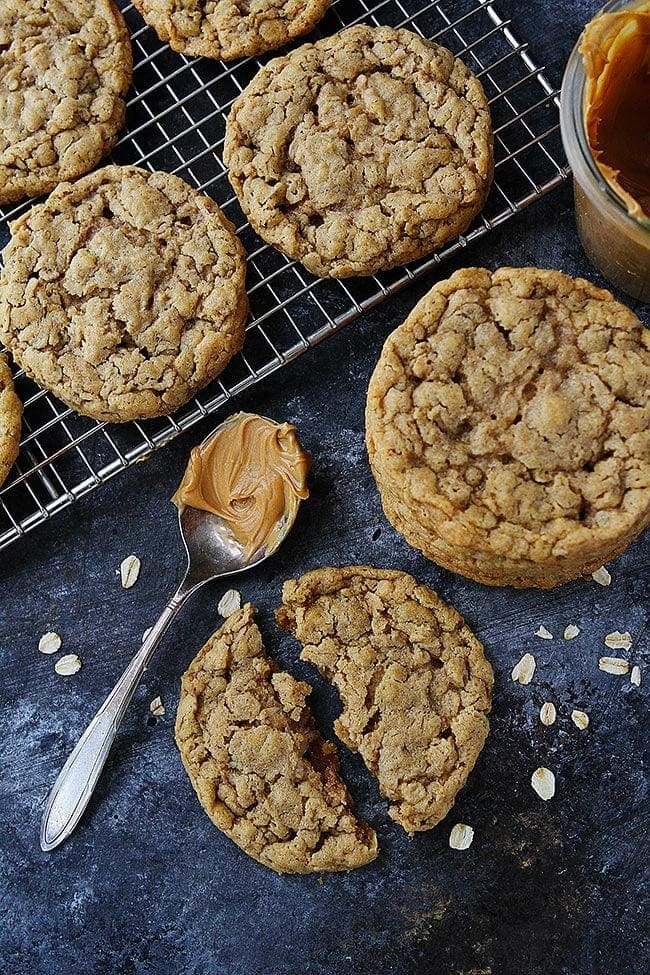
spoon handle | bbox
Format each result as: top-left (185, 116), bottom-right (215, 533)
top-left (40, 583), bottom-right (191, 852)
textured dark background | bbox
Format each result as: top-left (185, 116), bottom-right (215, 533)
top-left (1, 2), bottom-right (648, 974)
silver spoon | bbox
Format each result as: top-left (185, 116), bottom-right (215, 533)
top-left (40, 413), bottom-right (304, 852)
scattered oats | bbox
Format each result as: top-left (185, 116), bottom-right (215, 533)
top-left (591, 566), bottom-right (611, 586)
top-left (511, 652), bottom-right (536, 685)
top-left (539, 702), bottom-right (557, 726)
top-left (218, 588), bottom-right (241, 618)
top-left (38, 632), bottom-right (61, 655)
top-left (120, 555), bottom-right (141, 589)
top-left (142, 627), bottom-right (152, 643)
top-left (604, 630), bottom-right (632, 651)
top-left (149, 696), bottom-right (165, 717)
top-left (599, 656), bottom-right (629, 675)
top-left (631, 666), bottom-right (641, 687)
top-left (571, 709), bottom-right (589, 730)
top-left (535, 625), bottom-right (553, 640)
top-left (564, 624), bottom-right (580, 640)
top-left (531, 767), bottom-right (555, 800)
top-left (449, 823), bottom-right (474, 851)
top-left (54, 654), bottom-right (82, 676)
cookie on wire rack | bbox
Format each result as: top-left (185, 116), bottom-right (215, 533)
top-left (132, 0), bottom-right (331, 61)
top-left (0, 354), bottom-right (21, 489)
top-left (224, 24), bottom-right (494, 278)
top-left (366, 266), bottom-right (650, 588)
top-left (0, 0), bottom-right (132, 205)
top-left (0, 165), bottom-right (248, 423)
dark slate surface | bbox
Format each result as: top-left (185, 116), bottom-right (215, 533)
top-left (1, 2), bottom-right (648, 974)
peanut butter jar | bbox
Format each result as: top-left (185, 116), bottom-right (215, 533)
top-left (560, 0), bottom-right (650, 301)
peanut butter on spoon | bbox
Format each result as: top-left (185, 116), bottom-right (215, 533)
top-left (172, 412), bottom-right (311, 558)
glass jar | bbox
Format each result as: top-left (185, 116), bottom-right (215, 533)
top-left (560, 0), bottom-right (650, 301)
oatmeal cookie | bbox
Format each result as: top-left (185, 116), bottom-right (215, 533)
top-left (366, 267), bottom-right (650, 588)
top-left (224, 25), bottom-right (493, 278)
top-left (132, 0), bottom-right (330, 61)
top-left (0, 0), bottom-right (132, 205)
top-left (0, 165), bottom-right (248, 423)
top-left (175, 604), bottom-right (378, 873)
top-left (277, 566), bottom-right (493, 833)
top-left (0, 354), bottom-right (21, 488)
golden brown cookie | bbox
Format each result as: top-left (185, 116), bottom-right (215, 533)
top-left (224, 25), bottom-right (493, 278)
top-left (366, 267), bottom-right (650, 588)
top-left (0, 165), bottom-right (248, 423)
top-left (277, 566), bottom-right (493, 833)
top-left (0, 0), bottom-right (132, 205)
top-left (132, 0), bottom-right (330, 61)
top-left (175, 604), bottom-right (378, 873)
top-left (0, 354), bottom-right (21, 488)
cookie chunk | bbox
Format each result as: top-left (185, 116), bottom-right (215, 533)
top-left (0, 0), bottom-right (132, 204)
top-left (132, 0), bottom-right (330, 61)
top-left (175, 604), bottom-right (378, 873)
top-left (0, 354), bottom-right (21, 488)
top-left (224, 25), bottom-right (493, 278)
top-left (277, 566), bottom-right (493, 833)
top-left (0, 165), bottom-right (248, 423)
top-left (366, 267), bottom-right (650, 588)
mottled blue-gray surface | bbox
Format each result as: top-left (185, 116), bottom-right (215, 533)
top-left (1, 2), bottom-right (648, 974)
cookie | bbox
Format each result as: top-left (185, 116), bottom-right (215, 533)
top-left (132, 0), bottom-right (330, 61)
top-left (0, 0), bottom-right (132, 205)
top-left (366, 267), bottom-right (650, 588)
top-left (0, 354), bottom-right (21, 488)
top-left (224, 25), bottom-right (493, 278)
top-left (277, 566), bottom-right (493, 833)
top-left (0, 165), bottom-right (248, 423)
top-left (175, 604), bottom-right (378, 873)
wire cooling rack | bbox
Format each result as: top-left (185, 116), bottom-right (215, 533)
top-left (0, 0), bottom-right (569, 552)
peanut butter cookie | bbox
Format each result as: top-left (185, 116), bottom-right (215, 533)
top-left (366, 267), bottom-right (650, 588)
top-left (277, 566), bottom-right (493, 833)
top-left (0, 0), bottom-right (132, 205)
top-left (175, 604), bottom-right (378, 873)
top-left (0, 165), bottom-right (248, 423)
top-left (224, 25), bottom-right (493, 278)
top-left (0, 354), bottom-right (21, 488)
top-left (132, 0), bottom-right (330, 61)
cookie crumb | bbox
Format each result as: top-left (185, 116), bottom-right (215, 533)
top-left (54, 654), bottom-right (82, 676)
top-left (535, 625), bottom-right (553, 640)
top-left (591, 566), bottom-right (612, 586)
top-left (511, 653), bottom-right (536, 685)
top-left (38, 632), bottom-right (61, 655)
top-left (218, 589), bottom-right (242, 618)
top-left (604, 630), bottom-right (632, 651)
top-left (631, 666), bottom-right (641, 687)
top-left (531, 767), bottom-right (555, 800)
top-left (120, 555), bottom-right (141, 589)
top-left (449, 823), bottom-right (474, 850)
top-left (599, 656), bottom-right (629, 675)
top-left (571, 709), bottom-right (589, 730)
top-left (149, 696), bottom-right (165, 717)
top-left (540, 702), bottom-right (556, 726)
top-left (563, 624), bottom-right (580, 640)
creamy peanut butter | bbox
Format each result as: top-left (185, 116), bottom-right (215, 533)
top-left (581, 1), bottom-right (650, 218)
top-left (172, 413), bottom-right (310, 558)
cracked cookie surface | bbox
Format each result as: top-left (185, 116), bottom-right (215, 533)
top-left (0, 0), bottom-right (132, 204)
top-left (132, 0), bottom-right (330, 61)
top-left (0, 165), bottom-right (248, 423)
top-left (276, 566), bottom-right (493, 833)
top-left (224, 25), bottom-right (493, 278)
top-left (175, 603), bottom-right (378, 873)
top-left (366, 267), bottom-right (650, 588)
top-left (0, 354), bottom-right (21, 488)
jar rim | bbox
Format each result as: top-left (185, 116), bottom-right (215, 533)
top-left (560, 0), bottom-right (650, 230)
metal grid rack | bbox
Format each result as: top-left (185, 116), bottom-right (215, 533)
top-left (0, 0), bottom-right (569, 552)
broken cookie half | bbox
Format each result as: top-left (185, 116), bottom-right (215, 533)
top-left (277, 566), bottom-right (493, 834)
top-left (175, 604), bottom-right (377, 874)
